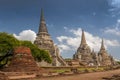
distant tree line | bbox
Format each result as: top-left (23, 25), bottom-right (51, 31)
top-left (0, 32), bottom-right (52, 67)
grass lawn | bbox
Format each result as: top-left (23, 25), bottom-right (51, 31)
top-left (49, 67), bottom-right (105, 73)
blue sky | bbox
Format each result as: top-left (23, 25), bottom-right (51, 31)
top-left (0, 0), bottom-right (120, 60)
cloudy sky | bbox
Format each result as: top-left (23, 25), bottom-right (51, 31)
top-left (0, 0), bottom-right (120, 59)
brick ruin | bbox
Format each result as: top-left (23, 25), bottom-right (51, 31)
top-left (2, 46), bottom-right (39, 72)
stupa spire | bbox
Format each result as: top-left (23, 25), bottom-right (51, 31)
top-left (80, 29), bottom-right (87, 46)
top-left (100, 39), bottom-right (105, 51)
top-left (38, 8), bottom-right (48, 34)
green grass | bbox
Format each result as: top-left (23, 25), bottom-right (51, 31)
top-left (43, 67), bottom-right (106, 73)
top-left (51, 67), bottom-right (105, 73)
top-left (78, 67), bottom-right (105, 72)
top-left (53, 69), bottom-right (70, 73)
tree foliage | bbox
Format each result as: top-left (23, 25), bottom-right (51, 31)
top-left (0, 32), bottom-right (52, 67)
top-left (0, 32), bottom-right (20, 54)
top-left (0, 32), bottom-right (19, 67)
top-left (20, 41), bottom-right (52, 63)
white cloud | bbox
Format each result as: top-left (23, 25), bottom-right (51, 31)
top-left (57, 36), bottom-right (70, 42)
top-left (105, 39), bottom-right (120, 46)
top-left (117, 19), bottom-right (120, 23)
top-left (13, 29), bottom-right (36, 43)
top-left (70, 28), bottom-right (82, 36)
top-left (57, 28), bottom-right (120, 53)
top-left (104, 27), bottom-right (120, 36)
top-left (110, 0), bottom-right (120, 9)
top-left (58, 44), bottom-right (70, 52)
top-left (108, 0), bottom-right (120, 17)
top-left (63, 26), bottom-right (68, 30)
top-left (104, 19), bottom-right (120, 36)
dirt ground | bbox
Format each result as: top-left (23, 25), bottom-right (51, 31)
top-left (37, 69), bottom-right (120, 80)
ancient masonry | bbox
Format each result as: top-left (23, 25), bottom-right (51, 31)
top-left (73, 30), bottom-right (115, 66)
top-left (98, 39), bottom-right (116, 66)
top-left (34, 9), bottom-right (67, 66)
top-left (2, 46), bottom-right (39, 72)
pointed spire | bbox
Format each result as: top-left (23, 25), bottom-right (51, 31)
top-left (80, 29), bottom-right (87, 45)
top-left (40, 8), bottom-right (45, 21)
top-left (38, 8), bottom-right (48, 34)
top-left (100, 39), bottom-right (105, 51)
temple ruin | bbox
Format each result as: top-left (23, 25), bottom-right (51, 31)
top-left (73, 30), bottom-right (115, 66)
top-left (34, 9), bottom-right (67, 66)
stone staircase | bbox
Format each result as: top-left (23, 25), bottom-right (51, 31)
top-left (57, 56), bottom-right (68, 66)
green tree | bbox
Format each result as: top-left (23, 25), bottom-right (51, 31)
top-left (0, 32), bottom-right (19, 67)
top-left (0, 32), bottom-right (52, 68)
top-left (0, 32), bottom-right (20, 54)
top-left (20, 41), bottom-right (52, 63)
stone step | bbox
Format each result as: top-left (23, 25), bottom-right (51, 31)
top-left (8, 74), bottom-right (36, 80)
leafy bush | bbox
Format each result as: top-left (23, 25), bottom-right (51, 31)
top-left (0, 32), bottom-right (52, 67)
top-left (20, 41), bottom-right (52, 63)
top-left (0, 32), bottom-right (20, 54)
